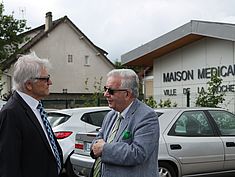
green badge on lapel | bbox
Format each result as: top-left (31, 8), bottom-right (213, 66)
top-left (122, 130), bottom-right (131, 140)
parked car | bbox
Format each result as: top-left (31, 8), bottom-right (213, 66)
top-left (47, 107), bottom-right (110, 176)
top-left (70, 107), bottom-right (235, 177)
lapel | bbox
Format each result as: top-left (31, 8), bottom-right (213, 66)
top-left (13, 92), bottom-right (53, 154)
top-left (115, 99), bottom-right (139, 141)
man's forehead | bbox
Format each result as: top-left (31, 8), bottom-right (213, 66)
top-left (106, 77), bottom-right (121, 86)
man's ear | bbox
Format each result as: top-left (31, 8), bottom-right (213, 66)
top-left (25, 80), bottom-right (33, 91)
top-left (125, 90), bottom-right (131, 99)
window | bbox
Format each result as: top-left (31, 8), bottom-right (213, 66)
top-left (209, 110), bottom-right (235, 136)
top-left (68, 54), bottom-right (73, 63)
top-left (81, 110), bottom-right (110, 127)
top-left (84, 55), bottom-right (90, 66)
top-left (47, 113), bottom-right (71, 128)
top-left (169, 111), bottom-right (214, 136)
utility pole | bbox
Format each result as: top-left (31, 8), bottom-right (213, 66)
top-left (186, 90), bottom-right (190, 107)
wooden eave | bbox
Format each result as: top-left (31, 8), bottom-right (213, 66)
top-left (124, 34), bottom-right (204, 67)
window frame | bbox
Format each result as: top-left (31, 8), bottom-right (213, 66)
top-left (68, 54), bottom-right (73, 63)
top-left (84, 55), bottom-right (90, 66)
top-left (168, 110), bottom-right (216, 137)
top-left (208, 110), bottom-right (235, 136)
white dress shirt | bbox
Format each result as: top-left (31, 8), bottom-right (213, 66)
top-left (16, 90), bottom-right (55, 154)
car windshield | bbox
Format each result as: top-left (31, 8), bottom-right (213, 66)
top-left (47, 112), bottom-right (71, 128)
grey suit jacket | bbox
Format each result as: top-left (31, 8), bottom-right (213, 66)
top-left (92, 99), bottom-right (159, 177)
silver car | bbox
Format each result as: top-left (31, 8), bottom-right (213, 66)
top-left (70, 107), bottom-right (235, 177)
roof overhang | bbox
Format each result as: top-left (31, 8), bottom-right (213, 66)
top-left (121, 20), bottom-right (235, 67)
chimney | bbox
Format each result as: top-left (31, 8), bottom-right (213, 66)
top-left (45, 12), bottom-right (52, 32)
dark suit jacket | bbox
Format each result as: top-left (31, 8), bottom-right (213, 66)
top-left (0, 92), bottom-right (63, 177)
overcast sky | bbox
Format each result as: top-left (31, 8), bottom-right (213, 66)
top-left (4, 0), bottom-right (235, 62)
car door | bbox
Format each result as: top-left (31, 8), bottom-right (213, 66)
top-left (208, 110), bottom-right (235, 170)
top-left (163, 110), bottom-right (224, 176)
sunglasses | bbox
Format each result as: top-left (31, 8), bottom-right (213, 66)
top-left (104, 86), bottom-right (128, 95)
top-left (32, 75), bottom-right (50, 82)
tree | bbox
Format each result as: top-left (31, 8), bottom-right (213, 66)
top-left (0, 3), bottom-right (30, 62)
top-left (0, 3), bottom-right (29, 98)
top-left (114, 60), bottom-right (123, 69)
top-left (196, 73), bottom-right (225, 107)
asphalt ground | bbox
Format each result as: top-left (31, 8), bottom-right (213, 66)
top-left (60, 172), bottom-right (235, 177)
top-left (205, 173), bottom-right (235, 177)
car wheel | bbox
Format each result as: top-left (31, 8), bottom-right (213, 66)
top-left (65, 159), bottom-right (77, 177)
top-left (159, 162), bottom-right (177, 177)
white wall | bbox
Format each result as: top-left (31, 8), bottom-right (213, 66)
top-left (1, 22), bottom-right (114, 96)
top-left (154, 37), bottom-right (235, 113)
top-left (32, 22), bottom-right (113, 93)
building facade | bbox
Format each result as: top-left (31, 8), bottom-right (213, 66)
top-left (155, 37), bottom-right (235, 111)
top-left (1, 12), bottom-right (114, 108)
top-left (122, 20), bottom-right (235, 113)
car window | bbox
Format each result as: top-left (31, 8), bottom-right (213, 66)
top-left (169, 111), bottom-right (214, 136)
top-left (209, 110), bottom-right (235, 136)
top-left (47, 113), bottom-right (71, 128)
top-left (155, 112), bottom-right (163, 117)
top-left (81, 110), bottom-right (110, 127)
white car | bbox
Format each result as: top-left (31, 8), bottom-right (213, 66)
top-left (47, 107), bottom-right (110, 176)
top-left (70, 107), bottom-right (235, 177)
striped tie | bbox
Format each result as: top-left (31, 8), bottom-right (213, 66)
top-left (93, 113), bottom-right (122, 177)
top-left (107, 113), bottom-right (122, 143)
top-left (37, 101), bottom-right (62, 173)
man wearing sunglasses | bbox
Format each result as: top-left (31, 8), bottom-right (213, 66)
top-left (91, 69), bottom-right (159, 177)
top-left (0, 53), bottom-right (63, 177)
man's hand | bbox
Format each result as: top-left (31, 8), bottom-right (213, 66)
top-left (92, 139), bottom-right (105, 157)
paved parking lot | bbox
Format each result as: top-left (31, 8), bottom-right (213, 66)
top-left (206, 173), bottom-right (235, 177)
top-left (60, 172), bottom-right (235, 177)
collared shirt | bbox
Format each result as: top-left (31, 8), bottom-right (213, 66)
top-left (109, 101), bottom-right (134, 135)
top-left (119, 101), bottom-right (134, 119)
top-left (16, 90), bottom-right (55, 154)
top-left (109, 101), bottom-right (133, 133)
top-left (110, 101), bottom-right (134, 133)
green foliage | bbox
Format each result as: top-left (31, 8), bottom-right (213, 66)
top-left (113, 60), bottom-right (142, 74)
top-left (144, 96), bottom-right (158, 108)
top-left (0, 3), bottom-right (30, 97)
top-left (1, 90), bottom-right (11, 101)
top-left (158, 98), bottom-right (177, 108)
top-left (114, 60), bottom-right (123, 69)
top-left (196, 73), bottom-right (225, 107)
top-left (144, 96), bottom-right (177, 108)
top-left (82, 77), bottom-right (104, 107)
top-left (0, 3), bottom-right (30, 62)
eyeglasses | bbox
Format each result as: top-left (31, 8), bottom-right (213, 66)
top-left (104, 86), bottom-right (128, 95)
top-left (32, 75), bottom-right (50, 82)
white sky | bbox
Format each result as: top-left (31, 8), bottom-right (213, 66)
top-left (3, 0), bottom-right (235, 62)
